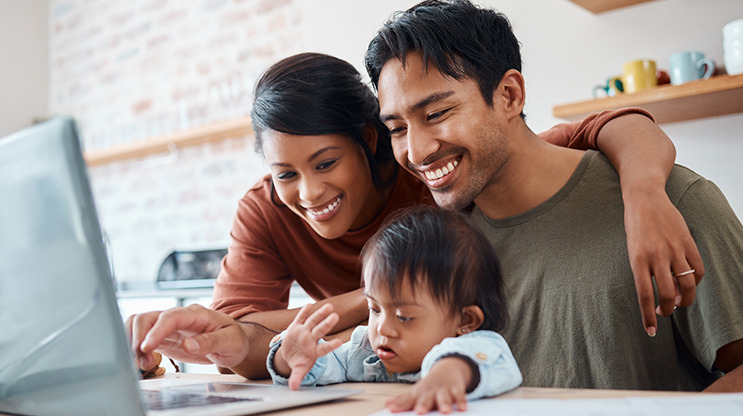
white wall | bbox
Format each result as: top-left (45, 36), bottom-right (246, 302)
top-left (297, 0), bottom-right (743, 218)
top-left (0, 0), bottom-right (49, 137)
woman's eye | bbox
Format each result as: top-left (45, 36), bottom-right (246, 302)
top-left (276, 171), bottom-right (296, 181)
top-left (317, 160), bottom-right (336, 170)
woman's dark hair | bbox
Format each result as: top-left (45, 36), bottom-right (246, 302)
top-left (251, 52), bottom-right (395, 191)
top-left (361, 206), bottom-right (508, 332)
top-left (365, 0), bottom-right (523, 117)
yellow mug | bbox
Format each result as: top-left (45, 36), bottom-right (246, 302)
top-left (622, 59), bottom-right (657, 93)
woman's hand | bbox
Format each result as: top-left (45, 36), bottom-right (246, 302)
top-left (623, 184), bottom-right (705, 336)
top-left (385, 357), bottom-right (473, 414)
top-left (126, 304), bottom-right (251, 371)
top-left (273, 304), bottom-right (342, 390)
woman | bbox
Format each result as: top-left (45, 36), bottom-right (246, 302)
top-left (128, 53), bottom-right (701, 379)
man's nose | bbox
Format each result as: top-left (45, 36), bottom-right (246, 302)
top-left (406, 125), bottom-right (439, 167)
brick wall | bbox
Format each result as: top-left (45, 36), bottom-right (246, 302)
top-left (49, 0), bottom-right (305, 283)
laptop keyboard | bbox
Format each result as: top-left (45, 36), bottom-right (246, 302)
top-left (143, 389), bottom-right (260, 411)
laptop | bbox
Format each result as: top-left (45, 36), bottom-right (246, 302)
top-left (0, 117), bottom-right (361, 416)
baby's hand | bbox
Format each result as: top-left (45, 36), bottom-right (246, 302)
top-left (386, 357), bottom-right (473, 414)
top-left (274, 304), bottom-right (342, 390)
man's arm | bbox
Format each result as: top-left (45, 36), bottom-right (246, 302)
top-left (704, 339), bottom-right (743, 392)
top-left (595, 114), bottom-right (704, 337)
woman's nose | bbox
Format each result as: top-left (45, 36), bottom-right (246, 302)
top-left (298, 175), bottom-right (324, 203)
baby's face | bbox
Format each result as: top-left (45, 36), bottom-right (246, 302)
top-left (364, 273), bottom-right (461, 374)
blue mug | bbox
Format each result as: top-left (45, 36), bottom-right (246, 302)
top-left (669, 51), bottom-right (715, 85)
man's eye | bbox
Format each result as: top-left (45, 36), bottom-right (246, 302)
top-left (388, 126), bottom-right (406, 136)
top-left (276, 171), bottom-right (296, 180)
top-left (428, 108), bottom-right (449, 121)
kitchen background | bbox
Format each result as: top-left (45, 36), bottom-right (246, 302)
top-left (2, 0), bottom-right (742, 294)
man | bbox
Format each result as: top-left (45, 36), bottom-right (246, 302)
top-left (364, 0), bottom-right (743, 391)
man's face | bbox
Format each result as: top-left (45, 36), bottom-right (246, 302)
top-left (377, 53), bottom-right (509, 211)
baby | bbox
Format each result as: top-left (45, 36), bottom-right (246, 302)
top-left (267, 206), bottom-right (522, 414)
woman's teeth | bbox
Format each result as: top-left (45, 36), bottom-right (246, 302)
top-left (425, 160), bottom-right (458, 181)
top-left (308, 196), bottom-right (341, 216)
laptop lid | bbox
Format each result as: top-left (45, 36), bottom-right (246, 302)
top-left (0, 118), bottom-right (359, 416)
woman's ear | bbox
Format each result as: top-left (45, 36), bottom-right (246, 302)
top-left (458, 305), bottom-right (485, 335)
top-left (362, 124), bottom-right (379, 155)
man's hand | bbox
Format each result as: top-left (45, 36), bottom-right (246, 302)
top-left (126, 304), bottom-right (251, 371)
top-left (385, 357), bottom-right (473, 414)
top-left (624, 185), bottom-right (704, 336)
top-left (273, 304), bottom-right (342, 390)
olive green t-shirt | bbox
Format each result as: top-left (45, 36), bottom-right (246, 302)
top-left (471, 150), bottom-right (743, 390)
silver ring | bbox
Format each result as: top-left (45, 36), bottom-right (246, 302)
top-left (674, 269), bottom-right (695, 278)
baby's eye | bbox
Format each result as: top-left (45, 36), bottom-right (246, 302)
top-left (368, 306), bottom-right (380, 315)
top-left (396, 315), bottom-right (412, 323)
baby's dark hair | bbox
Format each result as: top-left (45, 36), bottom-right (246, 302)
top-left (361, 206), bottom-right (508, 332)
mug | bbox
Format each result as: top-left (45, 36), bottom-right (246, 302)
top-left (592, 76), bottom-right (624, 98)
top-left (622, 59), bottom-right (657, 93)
top-left (669, 51), bottom-right (715, 84)
top-left (723, 18), bottom-right (743, 75)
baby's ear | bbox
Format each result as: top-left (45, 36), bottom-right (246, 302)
top-left (458, 305), bottom-right (484, 335)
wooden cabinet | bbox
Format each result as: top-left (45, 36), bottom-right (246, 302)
top-left (553, 74), bottom-right (743, 124)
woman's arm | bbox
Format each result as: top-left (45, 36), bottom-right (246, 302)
top-left (540, 109), bottom-right (704, 337)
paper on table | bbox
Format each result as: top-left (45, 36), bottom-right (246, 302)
top-left (369, 393), bottom-right (743, 416)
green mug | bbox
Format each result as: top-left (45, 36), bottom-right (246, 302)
top-left (592, 76), bottom-right (624, 98)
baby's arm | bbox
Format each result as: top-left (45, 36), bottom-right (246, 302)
top-left (268, 304), bottom-right (343, 390)
top-left (385, 331), bottom-right (522, 414)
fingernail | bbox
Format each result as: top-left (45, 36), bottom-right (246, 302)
top-left (139, 357), bottom-right (149, 369)
top-left (647, 326), bottom-right (656, 337)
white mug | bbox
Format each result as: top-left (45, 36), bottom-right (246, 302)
top-left (723, 18), bottom-right (743, 75)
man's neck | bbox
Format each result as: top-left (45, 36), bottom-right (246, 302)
top-left (474, 126), bottom-right (585, 220)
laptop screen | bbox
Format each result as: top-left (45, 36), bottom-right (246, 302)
top-left (0, 117), bottom-right (147, 416)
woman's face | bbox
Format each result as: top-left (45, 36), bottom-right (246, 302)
top-left (262, 129), bottom-right (382, 239)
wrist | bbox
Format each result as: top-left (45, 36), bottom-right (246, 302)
top-left (437, 355), bottom-right (480, 393)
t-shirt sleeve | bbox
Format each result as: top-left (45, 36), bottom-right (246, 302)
top-left (539, 108), bottom-right (655, 150)
top-left (210, 190), bottom-right (293, 319)
top-left (670, 174), bottom-right (743, 371)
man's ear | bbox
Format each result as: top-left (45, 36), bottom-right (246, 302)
top-left (459, 305), bottom-right (485, 334)
top-left (362, 124), bottom-right (379, 155)
top-left (492, 69), bottom-right (526, 121)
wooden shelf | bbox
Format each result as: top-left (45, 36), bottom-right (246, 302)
top-left (553, 74), bottom-right (743, 124)
top-left (83, 116), bottom-right (253, 166)
top-left (569, 0), bottom-right (656, 13)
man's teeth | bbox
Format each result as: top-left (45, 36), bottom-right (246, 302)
top-left (424, 160), bottom-right (458, 181)
top-left (309, 196), bottom-right (341, 215)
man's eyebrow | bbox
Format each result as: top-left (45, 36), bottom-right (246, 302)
top-left (269, 146), bottom-right (340, 168)
top-left (380, 91), bottom-right (455, 123)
